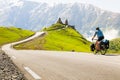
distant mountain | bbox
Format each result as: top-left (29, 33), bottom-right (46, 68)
top-left (0, 0), bottom-right (120, 39)
top-left (14, 23), bottom-right (90, 52)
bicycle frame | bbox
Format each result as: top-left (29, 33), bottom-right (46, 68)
top-left (92, 39), bottom-right (107, 55)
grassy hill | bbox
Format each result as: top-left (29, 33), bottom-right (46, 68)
top-left (14, 23), bottom-right (91, 52)
top-left (0, 27), bottom-right (34, 46)
top-left (109, 38), bottom-right (120, 53)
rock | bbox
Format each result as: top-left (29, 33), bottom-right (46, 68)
top-left (56, 18), bottom-right (63, 24)
top-left (0, 49), bottom-right (26, 80)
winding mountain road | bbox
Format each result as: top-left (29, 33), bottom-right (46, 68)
top-left (2, 32), bottom-right (120, 80)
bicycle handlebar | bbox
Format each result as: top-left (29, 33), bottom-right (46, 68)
top-left (92, 39), bottom-right (98, 41)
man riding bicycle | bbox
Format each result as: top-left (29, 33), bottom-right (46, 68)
top-left (92, 27), bottom-right (104, 50)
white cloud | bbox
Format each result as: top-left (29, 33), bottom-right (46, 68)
top-left (12, 0), bottom-right (24, 7)
top-left (104, 28), bottom-right (119, 40)
top-left (86, 28), bottom-right (119, 42)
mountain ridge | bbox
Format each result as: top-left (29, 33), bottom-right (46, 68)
top-left (0, 0), bottom-right (120, 39)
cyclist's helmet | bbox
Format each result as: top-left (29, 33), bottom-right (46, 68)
top-left (96, 27), bottom-right (99, 30)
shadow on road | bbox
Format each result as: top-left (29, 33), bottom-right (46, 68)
top-left (105, 54), bottom-right (119, 56)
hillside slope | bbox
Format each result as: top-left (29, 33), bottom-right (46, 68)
top-left (14, 23), bottom-right (90, 52)
top-left (109, 38), bottom-right (120, 53)
top-left (0, 27), bottom-right (34, 46)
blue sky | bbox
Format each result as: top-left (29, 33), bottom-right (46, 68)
top-left (27, 0), bottom-right (120, 13)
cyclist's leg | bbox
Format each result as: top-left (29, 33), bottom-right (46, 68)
top-left (95, 41), bottom-right (100, 50)
top-left (98, 36), bottom-right (104, 49)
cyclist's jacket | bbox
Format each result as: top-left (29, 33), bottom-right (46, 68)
top-left (95, 29), bottom-right (104, 38)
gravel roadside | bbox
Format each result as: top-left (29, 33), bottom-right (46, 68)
top-left (0, 49), bottom-right (27, 80)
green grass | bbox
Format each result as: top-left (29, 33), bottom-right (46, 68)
top-left (14, 24), bottom-right (91, 52)
top-left (43, 23), bottom-right (66, 31)
top-left (108, 38), bottom-right (120, 53)
top-left (0, 27), bottom-right (34, 46)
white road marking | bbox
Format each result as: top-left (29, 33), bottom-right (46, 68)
top-left (12, 56), bottom-right (16, 59)
top-left (24, 67), bottom-right (41, 80)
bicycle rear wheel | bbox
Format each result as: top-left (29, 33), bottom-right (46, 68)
top-left (100, 45), bottom-right (107, 55)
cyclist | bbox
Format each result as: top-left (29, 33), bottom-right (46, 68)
top-left (92, 27), bottom-right (104, 50)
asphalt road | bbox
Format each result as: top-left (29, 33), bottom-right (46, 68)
top-left (2, 32), bottom-right (120, 80)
